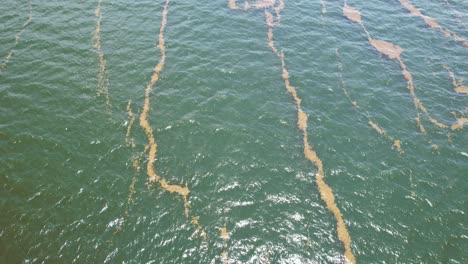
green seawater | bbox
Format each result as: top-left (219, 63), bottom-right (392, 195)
top-left (1, 0), bottom-right (467, 263)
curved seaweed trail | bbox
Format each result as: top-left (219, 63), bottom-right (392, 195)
top-left (398, 0), bottom-right (468, 47)
top-left (270, 16), bottom-right (356, 264)
top-left (112, 100), bottom-right (142, 233)
top-left (93, 0), bottom-right (111, 110)
top-left (343, 4), bottom-right (449, 135)
top-left (0, 0), bottom-right (32, 73)
top-left (229, 1), bottom-right (356, 263)
top-left (139, 0), bottom-right (191, 217)
top-left (336, 49), bottom-right (403, 154)
top-left (443, 65), bottom-right (468, 94)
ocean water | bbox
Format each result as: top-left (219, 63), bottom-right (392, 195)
top-left (1, 0), bottom-right (467, 263)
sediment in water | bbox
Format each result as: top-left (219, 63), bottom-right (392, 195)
top-left (451, 111), bottom-right (468, 130)
top-left (126, 100), bottom-right (136, 148)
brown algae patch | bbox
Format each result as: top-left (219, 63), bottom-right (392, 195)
top-left (228, 3), bottom-right (356, 262)
top-left (343, 4), bottom-right (362, 25)
top-left (399, 0), bottom-right (468, 47)
top-left (251, 0), bottom-right (275, 9)
top-left (139, 0), bottom-right (168, 184)
top-left (368, 119), bottom-right (386, 135)
top-left (455, 86), bottom-right (468, 94)
top-left (126, 100), bottom-right (136, 148)
top-left (343, 4), bottom-right (371, 39)
top-left (228, 0), bottom-right (241, 10)
top-left (139, 0), bottom-right (191, 217)
top-left (265, 9), bottom-right (274, 27)
top-left (336, 50), bottom-right (358, 108)
top-left (0, 0), bottom-right (32, 73)
top-left (114, 154), bottom-right (142, 233)
top-left (94, 0), bottom-right (111, 110)
top-left (264, 9), bottom-right (356, 264)
top-left (415, 114), bottom-right (426, 134)
top-left (220, 225), bottom-right (229, 264)
top-left (443, 65), bottom-right (468, 94)
top-left (344, 4), bottom-right (449, 132)
top-left (369, 39), bottom-right (402, 60)
top-left (451, 118), bottom-right (468, 130)
top-left (336, 48), bottom-right (402, 153)
top-left (229, 0), bottom-right (275, 11)
top-left (451, 112), bottom-right (468, 130)
top-left (265, 10), bottom-right (279, 55)
top-left (392, 140), bottom-right (402, 152)
top-left (274, 0), bottom-right (285, 24)
top-left (190, 216), bottom-right (207, 239)
top-left (368, 119), bottom-right (404, 154)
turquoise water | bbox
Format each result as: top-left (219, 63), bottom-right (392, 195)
top-left (1, 0), bottom-right (467, 263)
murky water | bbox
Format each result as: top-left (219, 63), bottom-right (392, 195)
top-left (1, 0), bottom-right (467, 263)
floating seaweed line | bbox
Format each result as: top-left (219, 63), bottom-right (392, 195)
top-left (443, 64), bottom-right (468, 94)
top-left (138, 0), bottom-right (207, 240)
top-left (398, 0), bottom-right (468, 47)
top-left (343, 3), bottom-right (450, 142)
top-left (94, 0), bottom-right (111, 110)
top-left (229, 1), bottom-right (356, 263)
top-left (0, 0), bottom-right (32, 73)
top-left (336, 48), bottom-right (403, 154)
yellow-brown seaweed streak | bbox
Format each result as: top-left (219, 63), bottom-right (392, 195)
top-left (451, 112), bottom-right (468, 131)
top-left (126, 100), bottom-right (136, 148)
top-left (280, 49), bottom-right (355, 263)
top-left (336, 49), bottom-right (403, 154)
top-left (139, 0), bottom-right (190, 217)
top-left (344, 4), bottom-right (449, 133)
top-left (113, 101), bottom-right (145, 234)
top-left (125, 100), bottom-right (138, 215)
top-left (228, 2), bottom-right (355, 262)
top-left (266, 7), bottom-right (355, 264)
top-left (220, 225), bottom-right (229, 264)
top-left (443, 65), bottom-right (468, 94)
top-left (94, 0), bottom-right (111, 110)
top-left (368, 119), bottom-right (403, 154)
top-left (0, 0), bottom-right (32, 73)
top-left (399, 0), bottom-right (468, 47)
